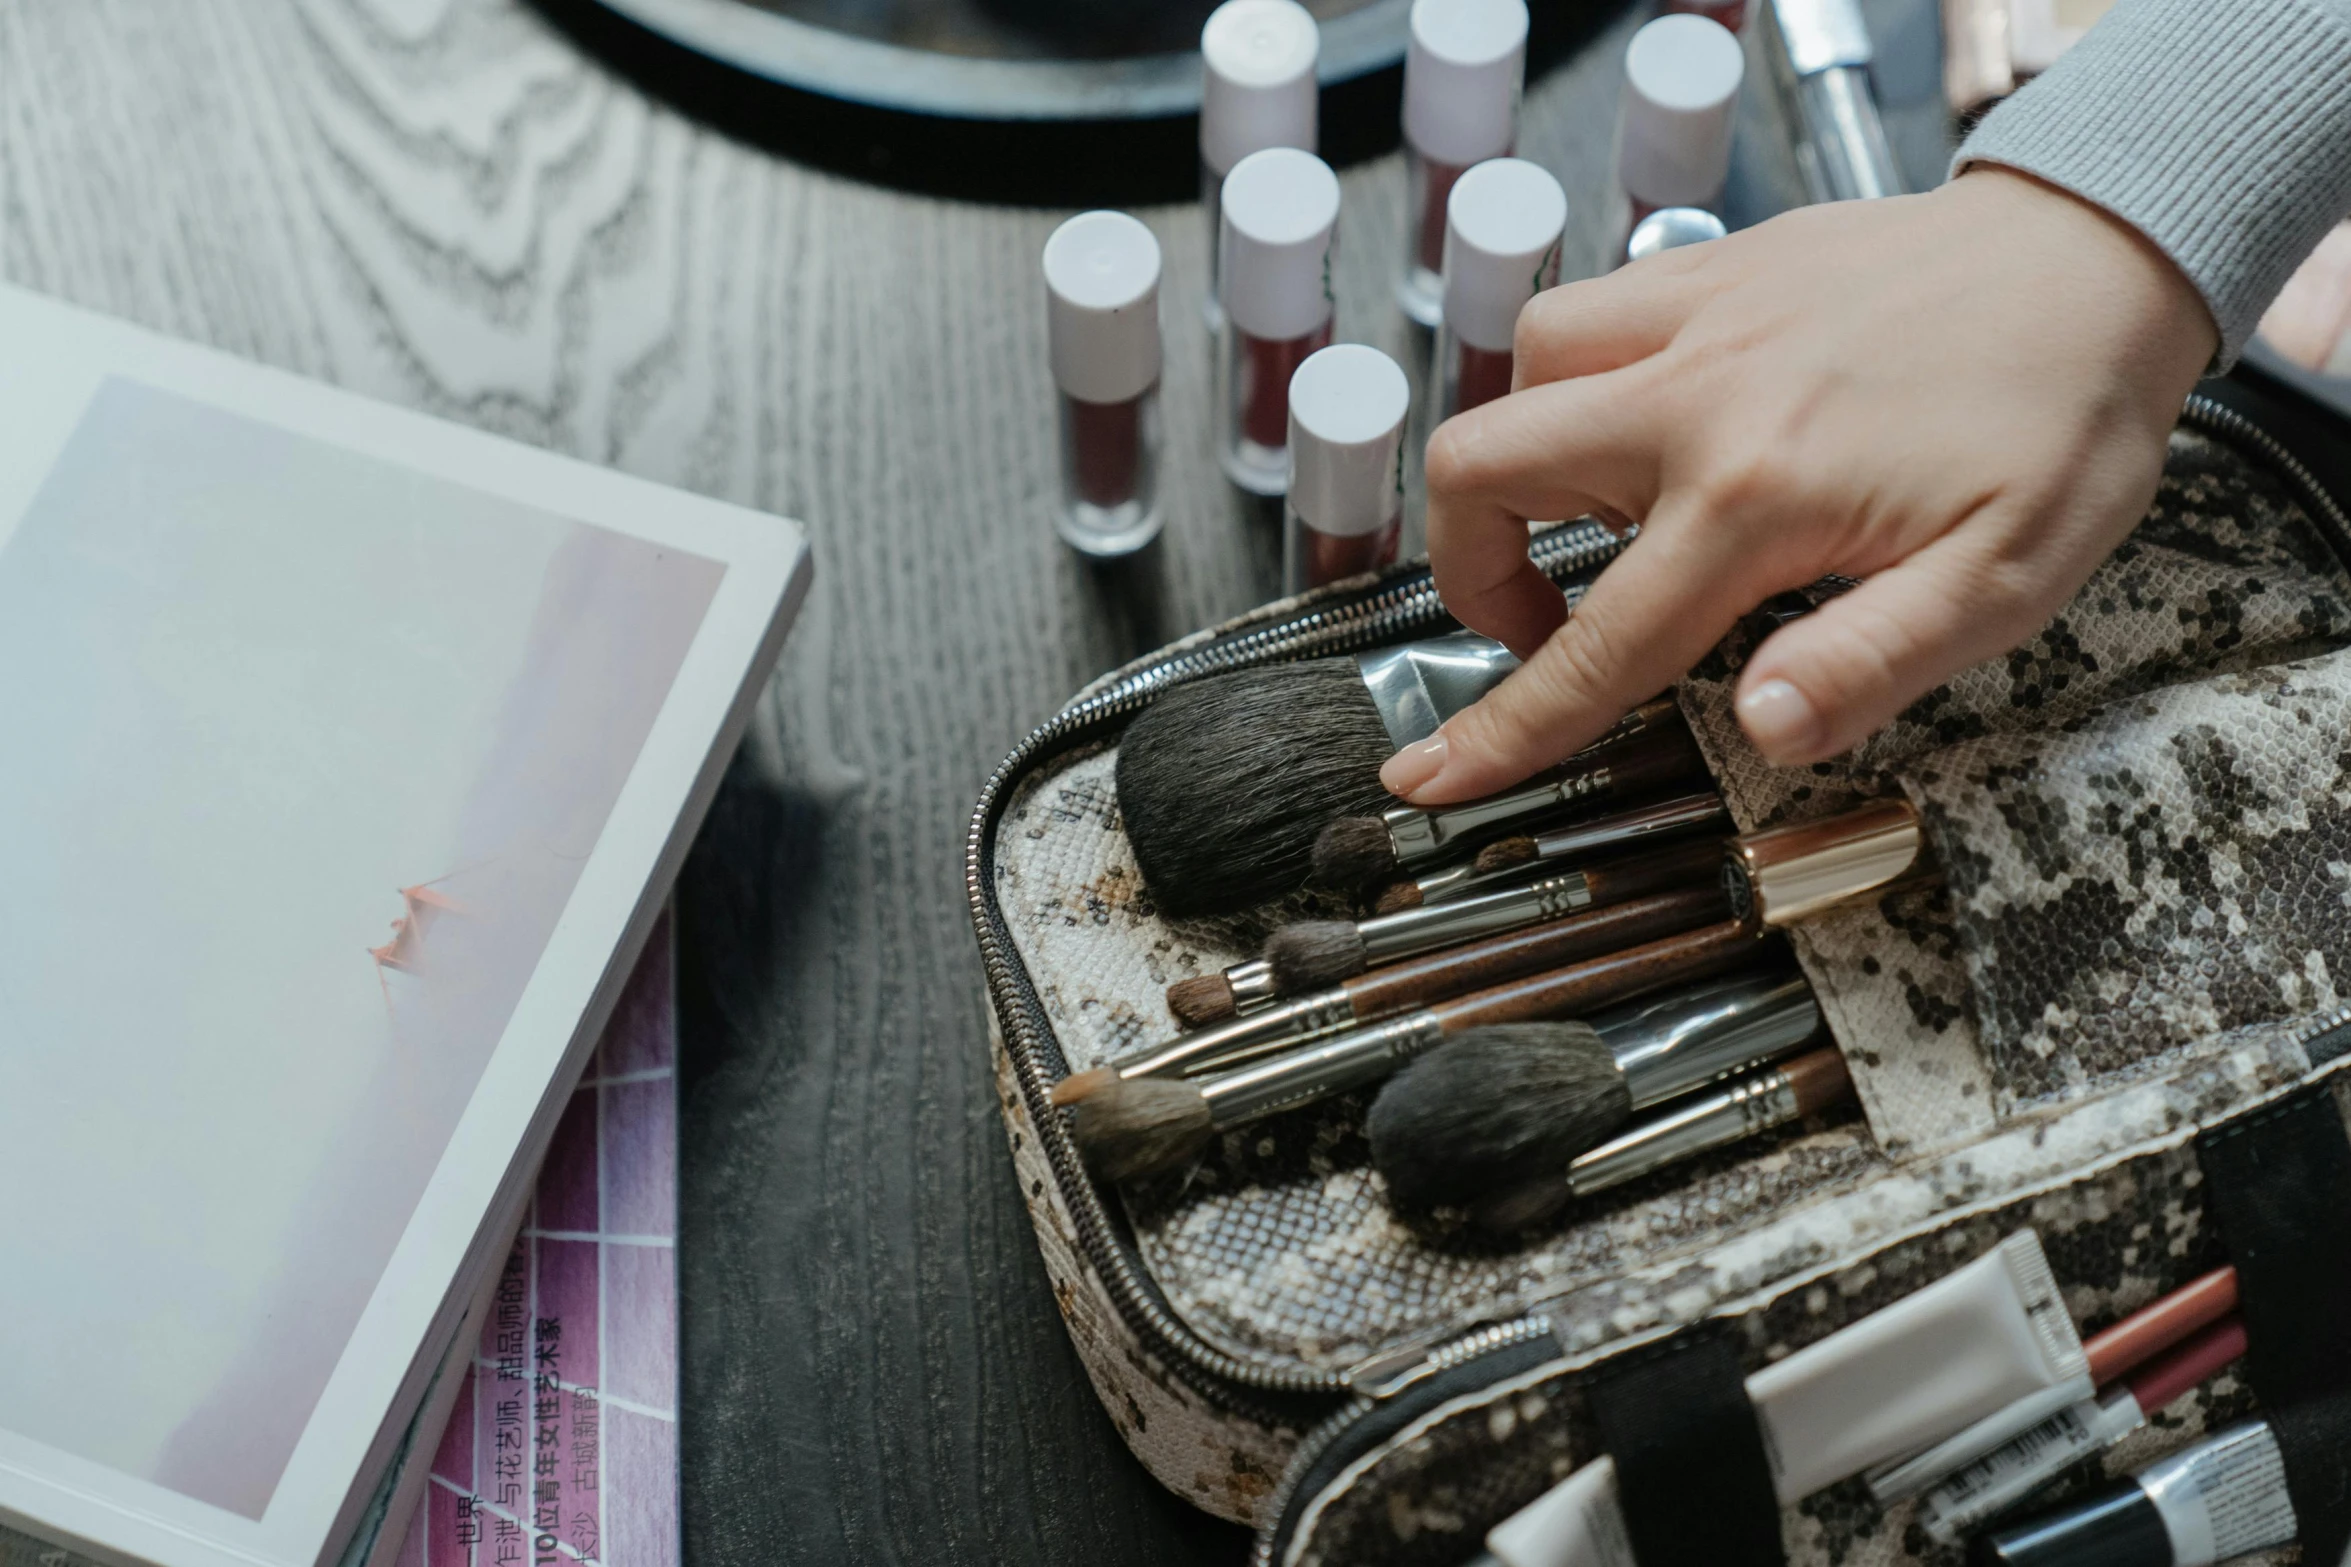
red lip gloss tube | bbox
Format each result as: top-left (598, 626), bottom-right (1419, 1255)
top-left (1215, 146), bottom-right (1341, 496)
top-left (1285, 344), bottom-right (1410, 594)
top-left (1396, 0), bottom-right (1528, 328)
top-left (1436, 157), bottom-right (1566, 421)
top-left (1043, 211), bottom-right (1165, 557)
top-left (1663, 0), bottom-right (1749, 34)
top-left (1610, 14), bottom-right (1744, 267)
top-left (1200, 0), bottom-right (1320, 335)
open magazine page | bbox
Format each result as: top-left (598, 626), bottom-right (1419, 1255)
top-left (393, 920), bottom-right (682, 1567)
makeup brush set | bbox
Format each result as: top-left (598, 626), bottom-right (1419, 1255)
top-left (973, 390), bottom-right (2351, 1567)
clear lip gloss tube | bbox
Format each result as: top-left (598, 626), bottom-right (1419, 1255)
top-left (1200, 0), bottom-right (1319, 334)
top-left (1042, 211), bottom-right (1165, 557)
top-left (1610, 14), bottom-right (1744, 268)
top-left (1215, 146), bottom-right (1340, 496)
top-left (1396, 0), bottom-right (1528, 327)
top-left (1285, 344), bottom-right (1410, 593)
top-left (1626, 204), bottom-right (1728, 263)
top-left (1435, 157), bottom-right (1566, 421)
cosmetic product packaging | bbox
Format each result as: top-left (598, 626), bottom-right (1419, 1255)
top-left (1396, 0), bottom-right (1529, 326)
top-left (1041, 212), bottom-right (1166, 557)
top-left (1396, 790), bottom-right (1727, 908)
top-left (1918, 1316), bottom-right (2249, 1545)
top-left (1484, 1231), bottom-right (2089, 1566)
top-left (1625, 205), bottom-right (1727, 263)
top-left (1285, 344), bottom-right (1409, 592)
top-left (1663, 0), bottom-right (1750, 31)
top-left (1610, 14), bottom-right (1744, 266)
top-left (1216, 146), bottom-right (1340, 495)
top-left (1764, 0), bottom-right (1905, 202)
top-left (1871, 1264), bottom-right (2244, 1506)
top-left (1200, 0), bottom-right (1320, 333)
top-left (1435, 157), bottom-right (1567, 420)
top-left (1977, 1417), bottom-right (2298, 1567)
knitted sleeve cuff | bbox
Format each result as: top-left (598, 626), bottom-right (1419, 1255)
top-left (1952, 0), bottom-right (2351, 367)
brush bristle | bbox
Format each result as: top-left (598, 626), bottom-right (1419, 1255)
top-left (1264, 920), bottom-right (1370, 991)
top-left (1366, 1022), bottom-right (1632, 1211)
top-left (1049, 1067), bottom-right (1116, 1108)
top-left (1310, 817), bottom-right (1399, 892)
top-left (1372, 882), bottom-right (1423, 915)
top-left (1070, 1076), bottom-right (1216, 1183)
top-left (1166, 974), bottom-right (1239, 1027)
top-left (1470, 1176), bottom-right (1574, 1233)
top-left (1472, 836), bottom-right (1540, 875)
top-left (1114, 660), bottom-right (1397, 918)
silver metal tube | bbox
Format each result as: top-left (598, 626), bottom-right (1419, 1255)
top-left (1564, 1064), bottom-right (1801, 1197)
top-left (1225, 958), bottom-right (1279, 1011)
top-left (1107, 988), bottom-right (1360, 1081)
top-left (1795, 67), bottom-right (1904, 202)
top-left (1600, 971), bottom-right (1820, 1109)
top-left (1198, 1012), bottom-right (1448, 1125)
top-left (1357, 871), bottom-right (1595, 964)
top-left (1355, 633), bottom-right (1520, 749)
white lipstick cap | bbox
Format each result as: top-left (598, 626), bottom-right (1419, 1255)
top-left (1403, 0), bottom-right (1529, 166)
top-left (1219, 147), bottom-right (1341, 340)
top-left (1618, 14), bottom-right (1745, 209)
top-left (1442, 157), bottom-right (1567, 353)
top-left (1200, 0), bottom-right (1321, 176)
top-left (1288, 344), bottom-right (1410, 535)
top-left (1043, 211), bottom-right (1163, 405)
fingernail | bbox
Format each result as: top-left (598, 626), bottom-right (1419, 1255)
top-left (1380, 735), bottom-right (1449, 797)
top-left (1737, 679), bottom-right (1823, 764)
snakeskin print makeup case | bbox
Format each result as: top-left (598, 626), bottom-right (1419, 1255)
top-left (966, 371), bottom-right (2351, 1567)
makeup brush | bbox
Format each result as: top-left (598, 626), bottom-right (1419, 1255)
top-left (1472, 1045), bottom-right (1854, 1231)
top-left (1115, 633), bottom-right (1527, 919)
top-left (1054, 884), bottom-right (1730, 1107)
top-left (1069, 919), bottom-right (1764, 1183)
top-left (1370, 792), bottom-right (1728, 913)
top-left (1367, 969), bottom-right (1820, 1211)
top-left (1309, 705), bottom-right (1703, 893)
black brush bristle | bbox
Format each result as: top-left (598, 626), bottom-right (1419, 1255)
top-left (1264, 920), bottom-right (1370, 991)
top-left (1069, 1076), bottom-right (1216, 1183)
top-left (1115, 659), bottom-right (1397, 918)
top-left (1472, 836), bottom-right (1540, 875)
top-left (1310, 816), bottom-right (1399, 892)
top-left (1367, 1022), bottom-right (1632, 1211)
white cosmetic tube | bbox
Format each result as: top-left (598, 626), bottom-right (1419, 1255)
top-left (1484, 1230), bottom-right (2090, 1567)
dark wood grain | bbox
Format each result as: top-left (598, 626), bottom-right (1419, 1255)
top-left (1431, 919), bottom-right (1765, 1028)
top-left (0, 1), bottom-right (1948, 1561)
top-left (1346, 883), bottom-right (1730, 1011)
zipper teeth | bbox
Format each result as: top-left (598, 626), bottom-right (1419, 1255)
top-left (965, 523), bottom-right (1626, 1409)
top-left (2181, 392), bottom-right (2351, 568)
top-left (2294, 1001), bottom-right (2351, 1053)
top-left (1247, 1317), bottom-right (1558, 1567)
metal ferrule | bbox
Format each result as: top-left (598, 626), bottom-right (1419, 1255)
top-left (1199, 1012), bottom-right (1448, 1127)
top-left (1355, 634), bottom-right (1521, 749)
top-left (1381, 765), bottom-right (1624, 869)
top-left (1107, 989), bottom-right (1362, 1081)
top-left (1564, 1063), bottom-right (1801, 1198)
top-left (1768, 0), bottom-right (1905, 202)
top-left (1601, 970), bottom-right (1821, 1110)
top-left (1224, 958), bottom-right (1280, 1011)
top-left (1357, 871), bottom-right (1595, 965)
top-left (1732, 798), bottom-right (1922, 926)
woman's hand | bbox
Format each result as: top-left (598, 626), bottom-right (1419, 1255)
top-left (1380, 168), bottom-right (2218, 805)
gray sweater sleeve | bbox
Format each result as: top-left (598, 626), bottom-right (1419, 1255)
top-left (1952, 0), bottom-right (2351, 365)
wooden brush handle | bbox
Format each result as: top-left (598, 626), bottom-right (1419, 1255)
top-left (1577, 835), bottom-right (1729, 907)
top-left (1427, 920), bottom-right (1765, 1031)
top-left (1342, 885), bottom-right (1727, 1015)
top-left (1579, 719), bottom-right (1711, 801)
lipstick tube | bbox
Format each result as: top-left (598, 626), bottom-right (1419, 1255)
top-left (1284, 344), bottom-right (1410, 592)
top-left (1396, 0), bottom-right (1528, 327)
top-left (1435, 158), bottom-right (1567, 420)
top-left (1216, 147), bottom-right (1340, 495)
top-left (1198, 0), bottom-right (1319, 334)
top-left (1042, 212), bottom-right (1165, 557)
top-left (1764, 0), bottom-right (1905, 203)
top-left (1610, 14), bottom-right (1744, 267)
top-left (1664, 0), bottom-right (1749, 31)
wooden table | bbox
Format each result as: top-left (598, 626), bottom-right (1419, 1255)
top-left (0, 3), bottom-right (1945, 1558)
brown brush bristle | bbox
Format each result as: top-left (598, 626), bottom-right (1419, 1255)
top-left (1264, 920), bottom-right (1370, 991)
top-left (1310, 816), bottom-right (1400, 892)
top-left (1372, 882), bottom-right (1423, 915)
top-left (1050, 1067), bottom-right (1116, 1108)
top-left (1166, 973), bottom-right (1238, 1027)
top-left (1472, 836), bottom-right (1540, 875)
top-left (1366, 1022), bottom-right (1629, 1212)
top-left (1070, 1077), bottom-right (1216, 1183)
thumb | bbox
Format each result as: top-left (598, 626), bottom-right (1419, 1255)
top-left (1382, 507), bottom-right (1755, 804)
top-left (1732, 529), bottom-right (2061, 764)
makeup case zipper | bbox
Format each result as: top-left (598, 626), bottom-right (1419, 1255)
top-left (965, 385), bottom-right (2351, 1467)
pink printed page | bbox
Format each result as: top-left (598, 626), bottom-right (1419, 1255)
top-left (390, 919), bottom-right (679, 1567)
